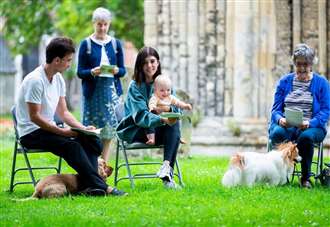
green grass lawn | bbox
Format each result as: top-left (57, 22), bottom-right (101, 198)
top-left (0, 128), bottom-right (329, 226)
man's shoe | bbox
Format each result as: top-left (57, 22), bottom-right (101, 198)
top-left (157, 163), bottom-right (172, 181)
top-left (108, 188), bottom-right (128, 196)
top-left (80, 188), bottom-right (106, 196)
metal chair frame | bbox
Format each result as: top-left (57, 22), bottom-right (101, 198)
top-left (9, 106), bottom-right (62, 192)
top-left (267, 139), bottom-right (324, 184)
top-left (113, 103), bottom-right (184, 188)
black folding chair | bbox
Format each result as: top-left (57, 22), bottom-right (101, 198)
top-left (9, 106), bottom-right (63, 192)
top-left (113, 103), bottom-right (184, 188)
top-left (267, 138), bottom-right (324, 184)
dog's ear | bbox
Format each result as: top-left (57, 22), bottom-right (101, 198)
top-left (231, 154), bottom-right (245, 170)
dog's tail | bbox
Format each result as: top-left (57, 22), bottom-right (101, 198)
top-left (11, 196), bottom-right (38, 202)
top-left (221, 154), bottom-right (245, 187)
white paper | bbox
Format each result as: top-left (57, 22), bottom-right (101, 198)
top-left (284, 108), bottom-right (303, 127)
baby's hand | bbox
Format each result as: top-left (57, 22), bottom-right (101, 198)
top-left (184, 103), bottom-right (192, 111)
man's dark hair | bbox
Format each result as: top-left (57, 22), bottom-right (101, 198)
top-left (46, 37), bottom-right (75, 63)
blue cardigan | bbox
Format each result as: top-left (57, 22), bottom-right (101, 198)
top-left (270, 72), bottom-right (330, 134)
top-left (77, 38), bottom-right (126, 98)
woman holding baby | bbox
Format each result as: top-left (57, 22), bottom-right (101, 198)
top-left (269, 43), bottom-right (330, 188)
top-left (116, 47), bottom-right (191, 189)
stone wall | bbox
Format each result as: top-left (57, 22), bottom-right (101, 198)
top-left (144, 0), bottom-right (329, 120)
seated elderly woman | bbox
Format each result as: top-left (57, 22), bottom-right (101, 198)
top-left (269, 43), bottom-right (330, 189)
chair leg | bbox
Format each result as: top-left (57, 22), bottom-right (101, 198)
top-left (114, 140), bottom-right (120, 186)
top-left (315, 142), bottom-right (323, 184)
top-left (291, 164), bottom-right (297, 183)
top-left (175, 159), bottom-right (184, 187)
top-left (121, 145), bottom-right (135, 188)
top-left (22, 149), bottom-right (37, 186)
top-left (9, 142), bottom-right (18, 192)
top-left (57, 157), bottom-right (62, 173)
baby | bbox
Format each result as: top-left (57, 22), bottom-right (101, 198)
top-left (147, 74), bottom-right (192, 145)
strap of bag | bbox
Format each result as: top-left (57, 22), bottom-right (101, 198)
top-left (86, 37), bottom-right (92, 55)
top-left (86, 37), bottom-right (117, 55)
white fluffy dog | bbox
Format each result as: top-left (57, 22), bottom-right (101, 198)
top-left (221, 142), bottom-right (301, 187)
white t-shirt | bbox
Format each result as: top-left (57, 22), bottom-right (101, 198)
top-left (16, 65), bottom-right (66, 137)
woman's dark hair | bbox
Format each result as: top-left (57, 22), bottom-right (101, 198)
top-left (133, 47), bottom-right (162, 85)
top-left (46, 37), bottom-right (75, 63)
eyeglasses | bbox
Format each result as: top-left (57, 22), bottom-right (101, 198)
top-left (295, 61), bottom-right (310, 68)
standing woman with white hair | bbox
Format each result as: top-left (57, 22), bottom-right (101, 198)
top-left (77, 7), bottom-right (126, 163)
top-left (269, 43), bottom-right (330, 188)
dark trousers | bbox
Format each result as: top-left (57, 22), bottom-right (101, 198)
top-left (20, 129), bottom-right (108, 191)
top-left (133, 122), bottom-right (180, 168)
top-left (269, 123), bottom-right (326, 180)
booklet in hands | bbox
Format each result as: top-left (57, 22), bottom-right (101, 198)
top-left (160, 112), bottom-right (183, 119)
top-left (71, 127), bottom-right (102, 137)
top-left (284, 108), bottom-right (303, 127)
top-left (100, 65), bottom-right (115, 74)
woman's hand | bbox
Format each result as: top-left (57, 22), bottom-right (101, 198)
top-left (299, 120), bottom-right (309, 130)
top-left (279, 117), bottom-right (287, 127)
top-left (91, 67), bottom-right (101, 77)
top-left (112, 66), bottom-right (119, 75)
top-left (161, 117), bottom-right (177, 126)
top-left (153, 105), bottom-right (171, 114)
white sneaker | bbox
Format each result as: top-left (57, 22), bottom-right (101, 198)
top-left (157, 162), bottom-right (172, 181)
top-left (163, 179), bottom-right (181, 190)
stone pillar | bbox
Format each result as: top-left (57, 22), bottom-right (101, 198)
top-left (225, 0), bottom-right (235, 116)
top-left (231, 0), bottom-right (256, 118)
top-left (144, 0), bottom-right (158, 47)
top-left (186, 0), bottom-right (199, 96)
top-left (293, 0), bottom-right (301, 47)
top-left (318, 0), bottom-right (327, 75)
top-left (197, 0), bottom-right (207, 112)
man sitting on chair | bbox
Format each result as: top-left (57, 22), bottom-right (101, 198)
top-left (15, 37), bottom-right (126, 196)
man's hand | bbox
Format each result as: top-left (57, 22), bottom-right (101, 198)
top-left (279, 117), bottom-right (287, 127)
top-left (62, 127), bottom-right (78, 137)
top-left (85, 125), bottom-right (96, 130)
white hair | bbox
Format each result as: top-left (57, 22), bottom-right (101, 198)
top-left (92, 7), bottom-right (112, 22)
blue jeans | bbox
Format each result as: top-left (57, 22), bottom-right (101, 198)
top-left (269, 123), bottom-right (326, 181)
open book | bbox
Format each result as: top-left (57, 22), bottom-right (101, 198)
top-left (100, 65), bottom-right (115, 75)
top-left (284, 108), bottom-right (303, 127)
top-left (71, 127), bottom-right (102, 137)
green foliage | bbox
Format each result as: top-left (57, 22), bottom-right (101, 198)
top-left (226, 119), bottom-right (241, 137)
top-left (1, 131), bottom-right (330, 226)
top-left (0, 0), bottom-right (144, 55)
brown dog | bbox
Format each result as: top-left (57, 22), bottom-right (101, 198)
top-left (31, 158), bottom-right (113, 199)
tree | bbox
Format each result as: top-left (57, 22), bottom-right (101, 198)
top-left (0, 0), bottom-right (144, 55)
top-left (0, 0), bottom-right (144, 110)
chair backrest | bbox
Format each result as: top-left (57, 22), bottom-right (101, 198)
top-left (11, 106), bottom-right (19, 140)
top-left (114, 102), bottom-right (125, 125)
